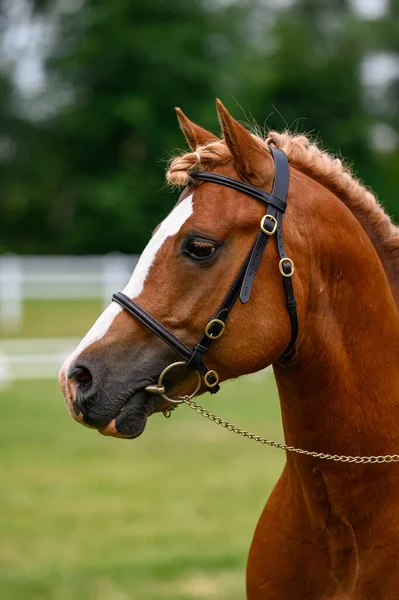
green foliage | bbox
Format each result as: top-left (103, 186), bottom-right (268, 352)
top-left (0, 0), bottom-right (398, 254)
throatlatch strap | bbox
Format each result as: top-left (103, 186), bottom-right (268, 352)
top-left (275, 212), bottom-right (298, 356)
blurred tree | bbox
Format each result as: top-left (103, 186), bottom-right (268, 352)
top-left (0, 0), bottom-right (254, 253)
top-left (232, 0), bottom-right (399, 221)
top-left (0, 0), bottom-right (397, 254)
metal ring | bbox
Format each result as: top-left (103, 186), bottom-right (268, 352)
top-left (204, 370), bottom-right (219, 388)
top-left (145, 361), bottom-right (201, 404)
top-left (204, 319), bottom-right (225, 339)
top-left (260, 214), bottom-right (277, 236)
top-left (279, 258), bottom-right (295, 278)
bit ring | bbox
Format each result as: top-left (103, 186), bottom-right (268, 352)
top-left (145, 361), bottom-right (201, 404)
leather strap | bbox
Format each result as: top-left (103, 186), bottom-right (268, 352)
top-left (269, 146), bottom-right (289, 201)
top-left (240, 207), bottom-right (276, 304)
top-left (240, 147), bottom-right (289, 303)
top-left (186, 244), bottom-right (254, 372)
top-left (113, 292), bottom-right (192, 362)
top-left (275, 212), bottom-right (298, 356)
top-left (190, 170), bottom-right (287, 213)
top-left (113, 144), bottom-right (298, 397)
top-left (112, 291), bottom-right (221, 392)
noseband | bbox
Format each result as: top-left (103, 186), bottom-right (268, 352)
top-left (112, 146), bottom-right (298, 402)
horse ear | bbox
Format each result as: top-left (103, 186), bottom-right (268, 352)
top-left (175, 107), bottom-right (218, 151)
top-left (216, 99), bottom-right (271, 187)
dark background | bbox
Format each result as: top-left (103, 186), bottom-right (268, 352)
top-left (1, 0), bottom-right (398, 255)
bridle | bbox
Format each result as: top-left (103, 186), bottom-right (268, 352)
top-left (112, 146), bottom-right (298, 404)
top-left (111, 147), bottom-right (399, 465)
top-left (113, 147), bottom-right (297, 401)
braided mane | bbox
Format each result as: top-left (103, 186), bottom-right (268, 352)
top-left (166, 131), bottom-right (399, 307)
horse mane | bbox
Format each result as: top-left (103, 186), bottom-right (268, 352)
top-left (167, 131), bottom-right (399, 307)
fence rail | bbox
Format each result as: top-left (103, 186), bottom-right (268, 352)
top-left (0, 337), bottom-right (81, 385)
top-left (0, 254), bottom-right (138, 332)
top-left (0, 337), bottom-right (272, 386)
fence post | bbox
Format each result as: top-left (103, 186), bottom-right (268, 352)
top-left (0, 351), bottom-right (11, 389)
top-left (0, 253), bottom-right (23, 333)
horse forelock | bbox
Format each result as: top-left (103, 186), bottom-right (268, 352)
top-left (167, 129), bottom-right (399, 307)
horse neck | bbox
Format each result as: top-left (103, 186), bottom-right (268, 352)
top-left (273, 191), bottom-right (399, 498)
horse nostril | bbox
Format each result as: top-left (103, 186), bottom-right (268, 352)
top-left (68, 364), bottom-right (95, 419)
top-left (68, 365), bottom-right (93, 388)
top-left (76, 368), bottom-right (91, 384)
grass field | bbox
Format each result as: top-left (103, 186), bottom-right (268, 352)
top-left (0, 301), bottom-right (103, 339)
top-left (0, 341), bottom-right (285, 599)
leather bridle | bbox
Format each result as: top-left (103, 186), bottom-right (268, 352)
top-left (112, 146), bottom-right (298, 403)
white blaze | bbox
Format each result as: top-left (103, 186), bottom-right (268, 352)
top-left (70, 194), bottom-right (193, 360)
top-left (124, 194), bottom-right (193, 299)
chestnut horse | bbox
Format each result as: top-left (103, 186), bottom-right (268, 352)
top-left (59, 100), bottom-right (399, 599)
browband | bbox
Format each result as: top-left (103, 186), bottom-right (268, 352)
top-left (190, 171), bottom-right (287, 213)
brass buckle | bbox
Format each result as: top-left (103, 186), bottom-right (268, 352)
top-left (204, 370), bottom-right (219, 388)
top-left (260, 214), bottom-right (277, 236)
top-left (204, 319), bottom-right (225, 339)
top-left (279, 258), bottom-right (295, 278)
top-left (145, 361), bottom-right (201, 404)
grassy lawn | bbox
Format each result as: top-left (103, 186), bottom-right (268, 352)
top-left (0, 299), bottom-right (285, 598)
top-left (0, 372), bottom-right (284, 600)
top-left (0, 300), bottom-right (103, 339)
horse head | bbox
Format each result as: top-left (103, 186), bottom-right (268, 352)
top-left (59, 100), bottom-right (309, 438)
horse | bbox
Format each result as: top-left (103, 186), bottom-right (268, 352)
top-left (59, 99), bottom-right (399, 599)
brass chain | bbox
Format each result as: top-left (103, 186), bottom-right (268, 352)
top-left (179, 396), bottom-right (399, 464)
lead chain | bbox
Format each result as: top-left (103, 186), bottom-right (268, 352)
top-left (179, 396), bottom-right (399, 464)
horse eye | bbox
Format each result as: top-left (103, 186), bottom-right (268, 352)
top-left (185, 239), bottom-right (217, 261)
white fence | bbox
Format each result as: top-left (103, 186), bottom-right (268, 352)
top-left (0, 337), bottom-right (80, 386)
top-left (0, 254), bottom-right (275, 385)
top-left (0, 254), bottom-right (138, 332)
top-left (0, 337), bottom-right (272, 386)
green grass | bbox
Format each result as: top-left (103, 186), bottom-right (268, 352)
top-left (0, 374), bottom-right (284, 600)
top-left (0, 299), bottom-right (285, 598)
top-left (0, 300), bottom-right (103, 338)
